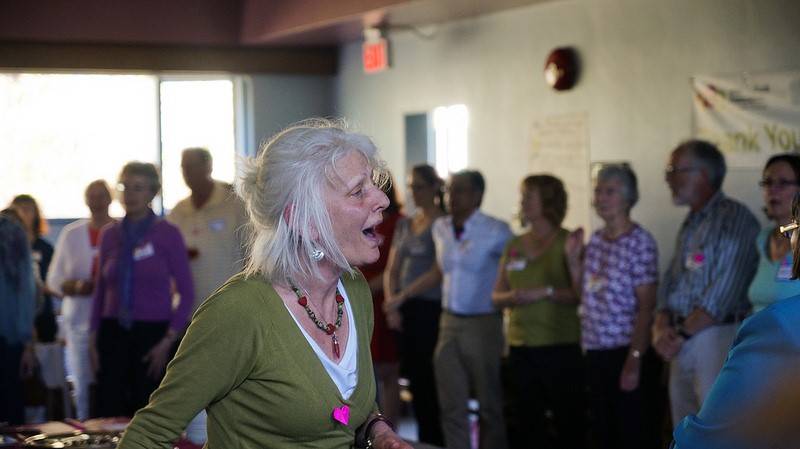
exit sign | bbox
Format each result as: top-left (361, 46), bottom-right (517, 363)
top-left (363, 38), bottom-right (389, 73)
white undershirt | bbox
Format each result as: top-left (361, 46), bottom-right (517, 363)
top-left (285, 279), bottom-right (359, 399)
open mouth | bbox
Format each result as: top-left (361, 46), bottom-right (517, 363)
top-left (362, 225), bottom-right (385, 245)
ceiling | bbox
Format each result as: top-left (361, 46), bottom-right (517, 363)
top-left (0, 0), bottom-right (555, 49)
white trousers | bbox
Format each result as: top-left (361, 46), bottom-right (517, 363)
top-left (62, 297), bottom-right (95, 420)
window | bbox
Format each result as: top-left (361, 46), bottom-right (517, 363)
top-left (159, 78), bottom-right (238, 211)
top-left (0, 73), bottom-right (247, 219)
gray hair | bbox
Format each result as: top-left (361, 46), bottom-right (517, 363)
top-left (677, 139), bottom-right (726, 190)
top-left (119, 161), bottom-right (161, 193)
top-left (596, 163), bottom-right (639, 210)
top-left (235, 118), bottom-right (387, 283)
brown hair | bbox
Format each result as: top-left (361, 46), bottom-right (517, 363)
top-left (791, 191), bottom-right (800, 280)
top-left (522, 174), bottom-right (568, 226)
top-left (10, 194), bottom-right (49, 237)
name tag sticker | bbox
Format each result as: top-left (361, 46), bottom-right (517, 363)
top-left (133, 242), bottom-right (155, 261)
top-left (685, 251), bottom-right (705, 273)
top-left (587, 274), bottom-right (605, 292)
top-left (777, 257), bottom-right (793, 281)
top-left (208, 219), bottom-right (226, 232)
top-left (506, 258), bottom-right (527, 271)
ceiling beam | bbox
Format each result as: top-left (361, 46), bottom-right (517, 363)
top-left (0, 42), bottom-right (337, 74)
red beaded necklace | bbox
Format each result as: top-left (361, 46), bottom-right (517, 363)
top-left (289, 281), bottom-right (345, 358)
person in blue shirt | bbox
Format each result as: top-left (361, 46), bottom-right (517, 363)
top-left (432, 169), bottom-right (513, 449)
top-left (0, 210), bottom-right (37, 424)
top-left (747, 153), bottom-right (800, 313)
top-left (670, 190), bottom-right (800, 449)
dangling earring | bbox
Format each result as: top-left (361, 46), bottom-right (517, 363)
top-left (310, 246), bottom-right (325, 261)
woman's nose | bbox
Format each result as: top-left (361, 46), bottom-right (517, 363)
top-left (376, 189), bottom-right (390, 210)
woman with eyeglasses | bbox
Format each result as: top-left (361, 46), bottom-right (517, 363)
top-left (670, 191), bottom-right (800, 449)
top-left (747, 154), bottom-right (800, 313)
top-left (89, 161), bottom-right (194, 418)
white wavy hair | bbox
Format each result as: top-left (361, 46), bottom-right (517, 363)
top-left (235, 118), bottom-right (388, 283)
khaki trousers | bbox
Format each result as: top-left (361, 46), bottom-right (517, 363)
top-left (434, 312), bottom-right (507, 449)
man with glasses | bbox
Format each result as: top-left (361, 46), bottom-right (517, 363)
top-left (653, 139), bottom-right (759, 428)
top-left (432, 169), bottom-right (512, 449)
top-left (670, 193), bottom-right (800, 449)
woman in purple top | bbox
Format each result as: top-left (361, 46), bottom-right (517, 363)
top-left (566, 163), bottom-right (663, 449)
top-left (90, 161), bottom-right (194, 418)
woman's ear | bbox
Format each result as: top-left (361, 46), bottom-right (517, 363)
top-left (284, 203), bottom-right (320, 240)
top-left (283, 203), bottom-right (293, 226)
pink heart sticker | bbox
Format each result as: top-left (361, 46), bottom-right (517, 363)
top-left (333, 405), bottom-right (350, 425)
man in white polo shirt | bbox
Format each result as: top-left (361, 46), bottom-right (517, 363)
top-left (168, 147), bottom-right (247, 444)
top-left (169, 147), bottom-right (247, 312)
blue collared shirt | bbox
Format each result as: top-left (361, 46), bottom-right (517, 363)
top-left (432, 210), bottom-right (513, 315)
top-left (657, 191), bottom-right (759, 321)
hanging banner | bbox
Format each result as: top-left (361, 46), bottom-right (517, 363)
top-left (692, 70), bottom-right (800, 168)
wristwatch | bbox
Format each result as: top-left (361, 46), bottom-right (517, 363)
top-left (545, 285), bottom-right (554, 298)
top-left (355, 414), bottom-right (393, 448)
top-left (673, 323), bottom-right (693, 340)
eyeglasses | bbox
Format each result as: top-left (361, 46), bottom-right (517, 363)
top-left (779, 221), bottom-right (799, 239)
top-left (408, 183), bottom-right (431, 191)
top-left (444, 186), bottom-right (473, 195)
top-left (759, 179), bottom-right (799, 189)
top-left (665, 166), bottom-right (700, 176)
top-left (116, 183), bottom-right (150, 193)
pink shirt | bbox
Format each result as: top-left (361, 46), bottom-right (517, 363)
top-left (580, 224), bottom-right (658, 350)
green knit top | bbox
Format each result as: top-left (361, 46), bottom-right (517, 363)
top-left (502, 229), bottom-right (581, 347)
top-left (119, 271), bottom-right (379, 449)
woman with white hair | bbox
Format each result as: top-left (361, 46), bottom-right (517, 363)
top-left (566, 163), bottom-right (662, 449)
top-left (119, 118), bottom-right (412, 449)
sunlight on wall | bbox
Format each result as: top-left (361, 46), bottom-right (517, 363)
top-left (433, 104), bottom-right (468, 178)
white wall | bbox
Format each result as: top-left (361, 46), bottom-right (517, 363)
top-left (334, 0), bottom-right (800, 270)
top-left (250, 74), bottom-right (334, 152)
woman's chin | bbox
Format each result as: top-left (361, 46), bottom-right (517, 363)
top-left (353, 249), bottom-right (381, 267)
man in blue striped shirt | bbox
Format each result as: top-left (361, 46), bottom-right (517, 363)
top-left (653, 139), bottom-right (759, 428)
